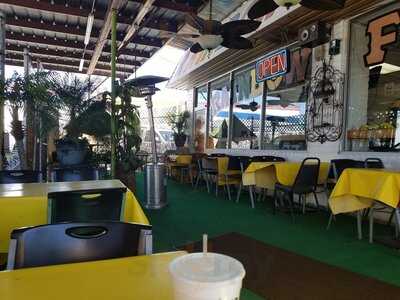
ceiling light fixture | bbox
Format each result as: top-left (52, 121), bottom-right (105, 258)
top-left (84, 13), bottom-right (94, 46)
top-left (79, 58), bottom-right (84, 71)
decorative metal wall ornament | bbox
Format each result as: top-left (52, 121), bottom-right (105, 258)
top-left (306, 59), bottom-right (345, 144)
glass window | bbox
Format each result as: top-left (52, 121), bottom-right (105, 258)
top-left (346, 3), bottom-right (400, 152)
top-left (208, 76), bottom-right (231, 149)
top-left (232, 66), bottom-right (263, 149)
top-left (194, 86), bottom-right (208, 153)
top-left (263, 85), bottom-right (308, 150)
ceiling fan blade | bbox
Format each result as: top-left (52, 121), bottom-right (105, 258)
top-left (236, 104), bottom-right (251, 109)
top-left (190, 42), bottom-right (204, 53)
top-left (221, 20), bottom-right (261, 36)
top-left (248, 0), bottom-right (278, 20)
top-left (300, 0), bottom-right (346, 10)
top-left (185, 13), bottom-right (206, 32)
top-left (221, 36), bottom-right (254, 50)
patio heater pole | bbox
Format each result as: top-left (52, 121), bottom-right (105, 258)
top-left (0, 11), bottom-right (5, 170)
top-left (110, 9), bottom-right (117, 178)
top-left (146, 95), bottom-right (158, 164)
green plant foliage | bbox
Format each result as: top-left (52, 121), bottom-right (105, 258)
top-left (166, 110), bottom-right (191, 136)
top-left (51, 73), bottom-right (96, 138)
top-left (103, 81), bottom-right (143, 172)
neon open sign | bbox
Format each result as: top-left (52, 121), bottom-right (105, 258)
top-left (255, 49), bottom-right (290, 83)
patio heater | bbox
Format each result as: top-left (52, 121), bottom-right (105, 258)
top-left (126, 75), bottom-right (169, 209)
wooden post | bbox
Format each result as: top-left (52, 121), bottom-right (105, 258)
top-left (0, 11), bottom-right (5, 170)
top-left (110, 9), bottom-right (117, 178)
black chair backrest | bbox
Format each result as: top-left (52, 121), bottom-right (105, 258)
top-left (209, 153), bottom-right (226, 157)
top-left (364, 158), bottom-right (384, 169)
top-left (202, 157), bottom-right (218, 171)
top-left (227, 156), bottom-right (242, 171)
top-left (331, 159), bottom-right (364, 180)
top-left (0, 170), bottom-right (42, 184)
top-left (252, 156), bottom-right (286, 162)
top-left (239, 157), bottom-right (252, 173)
top-left (7, 221), bottom-right (152, 269)
top-left (293, 157), bottom-right (321, 194)
top-left (52, 167), bottom-right (98, 182)
top-left (48, 187), bottom-right (127, 223)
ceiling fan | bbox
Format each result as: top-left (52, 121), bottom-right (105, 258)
top-left (248, 0), bottom-right (346, 20)
top-left (236, 100), bottom-right (259, 112)
top-left (165, 0), bottom-right (261, 53)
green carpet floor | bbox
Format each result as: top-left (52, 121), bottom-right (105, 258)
top-left (135, 174), bottom-right (400, 299)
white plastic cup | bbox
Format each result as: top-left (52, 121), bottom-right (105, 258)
top-left (169, 253), bottom-right (246, 300)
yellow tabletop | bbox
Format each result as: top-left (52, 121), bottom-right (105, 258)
top-left (0, 180), bottom-right (149, 253)
top-left (168, 155), bottom-right (192, 165)
top-left (329, 168), bottom-right (400, 215)
top-left (243, 162), bottom-right (330, 189)
top-left (0, 251), bottom-right (186, 300)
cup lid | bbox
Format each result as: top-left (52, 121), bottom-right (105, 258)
top-left (169, 253), bottom-right (245, 284)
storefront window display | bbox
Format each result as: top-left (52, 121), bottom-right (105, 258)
top-left (207, 76), bottom-right (231, 149)
top-left (346, 3), bottom-right (400, 152)
top-left (232, 66), bottom-right (263, 149)
top-left (194, 86), bottom-right (208, 152)
top-left (261, 47), bottom-right (312, 151)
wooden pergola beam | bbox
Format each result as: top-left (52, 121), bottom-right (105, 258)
top-left (2, 0), bottom-right (179, 33)
top-left (130, 0), bottom-right (196, 13)
top-left (5, 59), bottom-right (127, 78)
top-left (5, 17), bottom-right (163, 48)
top-left (5, 31), bottom-right (151, 58)
top-left (5, 44), bottom-right (142, 67)
top-left (119, 0), bottom-right (155, 51)
top-left (87, 0), bottom-right (128, 76)
top-left (6, 52), bottom-right (135, 74)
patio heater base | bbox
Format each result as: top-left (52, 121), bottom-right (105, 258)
top-left (144, 163), bottom-right (167, 210)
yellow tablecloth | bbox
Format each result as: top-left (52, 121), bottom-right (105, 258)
top-left (0, 251), bottom-right (186, 300)
top-left (168, 155), bottom-right (192, 165)
top-left (0, 180), bottom-right (149, 253)
top-left (329, 168), bottom-right (400, 215)
top-left (243, 162), bottom-right (330, 189)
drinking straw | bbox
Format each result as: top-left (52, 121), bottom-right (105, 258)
top-left (203, 234), bottom-right (208, 255)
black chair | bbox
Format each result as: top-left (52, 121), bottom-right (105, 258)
top-left (6, 221), bottom-right (152, 269)
top-left (364, 158), bottom-right (384, 169)
top-left (273, 158), bottom-right (321, 221)
top-left (236, 156), bottom-right (254, 206)
top-left (51, 167), bottom-right (98, 182)
top-left (48, 187), bottom-right (127, 223)
top-left (224, 156), bottom-right (242, 201)
top-left (0, 170), bottom-right (42, 184)
top-left (331, 159), bottom-right (364, 182)
top-left (252, 156), bottom-right (285, 162)
top-left (194, 154), bottom-right (211, 192)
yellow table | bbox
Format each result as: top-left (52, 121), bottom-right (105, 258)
top-left (0, 251), bottom-right (186, 300)
top-left (329, 168), bottom-right (400, 215)
top-left (243, 162), bottom-right (330, 189)
top-left (0, 180), bottom-right (149, 253)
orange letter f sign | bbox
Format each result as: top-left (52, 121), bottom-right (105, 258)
top-left (364, 10), bottom-right (399, 67)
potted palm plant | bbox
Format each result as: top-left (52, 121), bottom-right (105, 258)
top-left (166, 110), bottom-right (191, 148)
top-left (51, 74), bottom-right (95, 166)
top-left (1, 71), bottom-right (59, 170)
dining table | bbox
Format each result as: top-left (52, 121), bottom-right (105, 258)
top-left (0, 179), bottom-right (149, 255)
top-left (242, 161), bottom-right (330, 190)
top-left (329, 168), bottom-right (400, 244)
top-left (0, 251), bottom-right (186, 300)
